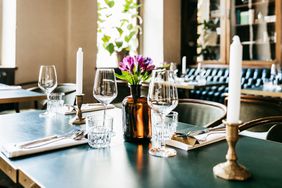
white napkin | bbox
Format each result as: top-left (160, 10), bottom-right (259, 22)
top-left (1, 137), bottom-right (88, 158)
top-left (166, 131), bottom-right (225, 151)
top-left (63, 103), bottom-right (115, 115)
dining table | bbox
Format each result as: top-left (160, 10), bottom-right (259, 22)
top-left (241, 86), bottom-right (282, 98)
top-left (0, 108), bottom-right (282, 188)
top-left (0, 83), bottom-right (46, 112)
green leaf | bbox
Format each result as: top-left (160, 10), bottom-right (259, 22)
top-left (102, 35), bottom-right (111, 43)
top-left (104, 0), bottom-right (115, 8)
top-left (115, 73), bottom-right (127, 81)
top-left (122, 71), bottom-right (135, 84)
top-left (105, 13), bottom-right (112, 18)
top-left (125, 31), bottom-right (136, 43)
top-left (120, 19), bottom-right (129, 28)
top-left (127, 24), bottom-right (133, 30)
top-left (116, 27), bottom-right (123, 36)
top-left (105, 43), bottom-right (115, 55)
top-left (115, 41), bottom-right (123, 48)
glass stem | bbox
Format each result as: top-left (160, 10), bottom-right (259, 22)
top-left (160, 114), bottom-right (166, 149)
top-left (46, 93), bottom-right (50, 100)
top-left (46, 93), bottom-right (51, 112)
top-left (103, 104), bottom-right (107, 127)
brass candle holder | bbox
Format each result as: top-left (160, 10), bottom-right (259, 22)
top-left (70, 94), bottom-right (85, 125)
top-left (213, 120), bottom-right (251, 181)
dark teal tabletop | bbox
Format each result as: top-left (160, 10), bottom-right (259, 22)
top-left (0, 109), bottom-right (282, 188)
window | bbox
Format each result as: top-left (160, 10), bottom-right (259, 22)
top-left (143, 0), bottom-right (164, 67)
top-left (1, 0), bottom-right (16, 67)
top-left (96, 0), bottom-right (140, 68)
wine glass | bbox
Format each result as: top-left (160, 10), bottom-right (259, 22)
top-left (93, 69), bottom-right (118, 123)
top-left (147, 69), bottom-right (178, 157)
top-left (38, 65), bottom-right (58, 117)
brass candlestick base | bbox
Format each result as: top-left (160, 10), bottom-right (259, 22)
top-left (213, 120), bottom-right (251, 181)
top-left (70, 94), bottom-right (85, 125)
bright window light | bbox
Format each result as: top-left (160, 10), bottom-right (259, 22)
top-left (143, 0), bottom-right (163, 67)
top-left (96, 0), bottom-right (139, 68)
top-left (1, 0), bottom-right (17, 67)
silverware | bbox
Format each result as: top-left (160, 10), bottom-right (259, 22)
top-left (17, 130), bottom-right (84, 149)
top-left (195, 130), bottom-right (226, 142)
top-left (175, 124), bottom-right (225, 138)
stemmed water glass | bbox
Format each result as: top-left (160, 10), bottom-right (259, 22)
top-left (38, 65), bottom-right (58, 117)
top-left (147, 69), bottom-right (178, 157)
top-left (93, 69), bottom-right (118, 122)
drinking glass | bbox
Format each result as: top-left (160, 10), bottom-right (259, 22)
top-left (147, 69), bottom-right (178, 157)
top-left (151, 111), bottom-right (178, 148)
top-left (86, 115), bottom-right (113, 148)
top-left (47, 93), bottom-right (64, 115)
top-left (38, 65), bottom-right (58, 117)
top-left (93, 69), bottom-right (117, 122)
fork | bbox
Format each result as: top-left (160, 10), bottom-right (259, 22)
top-left (175, 124), bottom-right (225, 138)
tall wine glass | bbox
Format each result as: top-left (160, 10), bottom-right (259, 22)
top-left (147, 69), bottom-right (178, 157)
top-left (38, 65), bottom-right (58, 117)
top-left (93, 69), bottom-right (118, 122)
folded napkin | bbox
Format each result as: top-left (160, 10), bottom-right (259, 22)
top-left (1, 137), bottom-right (88, 158)
top-left (63, 103), bottom-right (115, 115)
top-left (166, 131), bottom-right (225, 151)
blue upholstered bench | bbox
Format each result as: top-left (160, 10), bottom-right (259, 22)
top-left (185, 67), bottom-right (273, 103)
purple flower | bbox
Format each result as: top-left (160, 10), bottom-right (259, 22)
top-left (116, 55), bottom-right (155, 84)
top-left (119, 56), bottom-right (135, 73)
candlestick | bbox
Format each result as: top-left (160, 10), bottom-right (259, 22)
top-left (213, 36), bottom-right (250, 181)
top-left (76, 48), bottom-right (83, 95)
top-left (70, 94), bottom-right (85, 125)
top-left (213, 121), bottom-right (251, 180)
top-left (181, 56), bottom-right (187, 75)
top-left (226, 36), bottom-right (242, 123)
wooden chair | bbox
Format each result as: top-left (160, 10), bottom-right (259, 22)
top-left (266, 124), bottom-right (282, 143)
top-left (225, 95), bottom-right (282, 132)
top-left (174, 99), bottom-right (227, 128)
top-left (239, 116), bottom-right (282, 143)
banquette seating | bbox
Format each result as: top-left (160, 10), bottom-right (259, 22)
top-left (186, 67), bottom-right (272, 103)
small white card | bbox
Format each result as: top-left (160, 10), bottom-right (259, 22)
top-left (166, 132), bottom-right (226, 151)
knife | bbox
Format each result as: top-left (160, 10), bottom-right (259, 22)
top-left (175, 124), bottom-right (225, 138)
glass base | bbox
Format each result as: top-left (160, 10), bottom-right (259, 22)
top-left (39, 111), bottom-right (55, 118)
top-left (149, 147), bottom-right (177, 157)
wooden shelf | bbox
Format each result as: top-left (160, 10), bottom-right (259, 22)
top-left (181, 0), bottom-right (281, 66)
top-left (241, 41), bottom-right (276, 45)
top-left (242, 60), bottom-right (276, 67)
top-left (206, 44), bottom-right (220, 47)
top-left (235, 0), bottom-right (275, 9)
top-left (236, 21), bottom-right (275, 27)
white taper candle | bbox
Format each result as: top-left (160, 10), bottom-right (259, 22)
top-left (182, 56), bottom-right (187, 75)
top-left (227, 36), bottom-right (242, 123)
top-left (76, 48), bottom-right (83, 95)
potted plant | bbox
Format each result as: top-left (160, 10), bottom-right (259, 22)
top-left (97, 0), bottom-right (142, 61)
top-left (197, 19), bottom-right (219, 60)
top-left (202, 19), bottom-right (218, 46)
